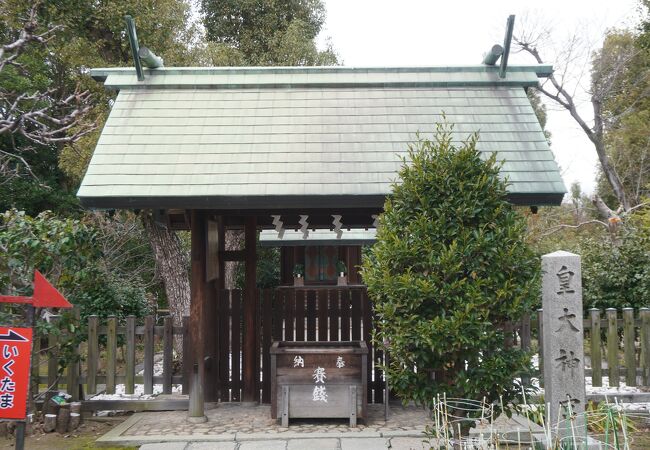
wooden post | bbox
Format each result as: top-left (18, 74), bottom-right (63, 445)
top-left (188, 363), bottom-right (207, 423)
top-left (43, 414), bottom-right (57, 432)
top-left (30, 320), bottom-right (40, 410)
top-left (69, 413), bottom-right (81, 431)
top-left (204, 276), bottom-right (218, 401)
top-left (242, 216), bottom-right (257, 403)
top-left (66, 307), bottom-right (81, 401)
top-left (163, 316), bottom-right (173, 394)
top-left (214, 216), bottom-right (226, 400)
top-left (606, 308), bottom-right (619, 387)
top-left (47, 315), bottom-right (60, 392)
top-left (56, 403), bottom-right (70, 433)
top-left (537, 308), bottom-right (543, 388)
top-left (182, 316), bottom-right (190, 395)
top-left (640, 308), bottom-right (650, 386)
top-left (106, 316), bottom-right (117, 394)
top-left (87, 315), bottom-right (98, 395)
top-left (623, 308), bottom-right (636, 386)
top-left (144, 315), bottom-right (154, 395)
top-left (189, 209), bottom-right (208, 417)
top-left (125, 315), bottom-right (136, 395)
top-left (589, 308), bottom-right (602, 387)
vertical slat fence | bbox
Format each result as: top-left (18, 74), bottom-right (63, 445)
top-left (522, 307), bottom-right (650, 389)
top-left (125, 315), bottom-right (136, 395)
top-left (231, 290), bottom-right (242, 402)
top-left (163, 316), bottom-right (173, 394)
top-left (607, 308), bottom-right (619, 387)
top-left (144, 315), bottom-right (154, 395)
top-left (35, 312), bottom-right (187, 403)
top-left (642, 308), bottom-right (650, 386)
top-left (87, 315), bottom-right (98, 395)
top-left (589, 308), bottom-right (602, 387)
top-left (41, 292), bottom-right (650, 407)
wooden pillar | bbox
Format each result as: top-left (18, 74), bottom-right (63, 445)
top-left (201, 216), bottom-right (222, 402)
top-left (242, 216), bottom-right (258, 403)
top-left (217, 217), bottom-right (226, 289)
top-left (204, 274), bottom-right (218, 401)
top-left (214, 216), bottom-right (225, 400)
top-left (189, 210), bottom-right (207, 416)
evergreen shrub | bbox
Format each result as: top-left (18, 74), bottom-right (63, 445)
top-left (361, 123), bottom-right (539, 413)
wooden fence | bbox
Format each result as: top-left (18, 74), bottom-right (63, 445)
top-left (33, 286), bottom-right (383, 405)
top-left (32, 313), bottom-right (187, 402)
top-left (216, 287), bottom-right (384, 403)
top-left (33, 302), bottom-right (650, 408)
top-left (533, 307), bottom-right (650, 388)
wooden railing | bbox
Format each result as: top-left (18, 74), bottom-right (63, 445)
top-left (531, 307), bottom-right (650, 387)
top-left (32, 313), bottom-right (187, 405)
top-left (32, 301), bottom-right (650, 409)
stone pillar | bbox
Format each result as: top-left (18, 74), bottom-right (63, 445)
top-left (542, 251), bottom-right (586, 437)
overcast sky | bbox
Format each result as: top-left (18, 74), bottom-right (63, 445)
top-left (318, 0), bottom-right (641, 196)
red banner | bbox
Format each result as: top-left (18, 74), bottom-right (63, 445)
top-left (0, 328), bottom-right (32, 420)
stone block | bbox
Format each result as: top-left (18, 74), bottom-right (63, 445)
top-left (287, 438), bottom-right (340, 449)
top-left (542, 251), bottom-right (586, 435)
top-left (188, 442), bottom-right (237, 450)
top-left (340, 437), bottom-right (389, 449)
top-left (139, 443), bottom-right (188, 450)
top-left (389, 436), bottom-right (430, 449)
top-left (239, 440), bottom-right (288, 450)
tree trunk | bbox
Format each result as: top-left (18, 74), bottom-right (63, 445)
top-left (142, 212), bottom-right (190, 354)
top-left (224, 230), bottom-right (244, 289)
top-left (591, 99), bottom-right (631, 211)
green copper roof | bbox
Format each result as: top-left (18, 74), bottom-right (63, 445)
top-left (90, 65), bottom-right (553, 90)
top-left (78, 65), bottom-right (566, 209)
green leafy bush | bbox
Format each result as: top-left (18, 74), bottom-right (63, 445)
top-left (526, 203), bottom-right (650, 311)
top-left (0, 209), bottom-right (151, 322)
top-left (580, 211), bottom-right (650, 310)
top-left (361, 123), bottom-right (539, 414)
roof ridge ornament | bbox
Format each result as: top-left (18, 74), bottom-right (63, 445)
top-left (481, 14), bottom-right (515, 79)
top-left (499, 15), bottom-right (515, 79)
top-left (124, 15), bottom-right (164, 82)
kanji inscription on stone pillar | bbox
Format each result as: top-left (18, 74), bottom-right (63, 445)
top-left (542, 251), bottom-right (586, 432)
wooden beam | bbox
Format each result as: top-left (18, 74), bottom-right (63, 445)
top-left (163, 208), bottom-right (384, 231)
top-left (242, 216), bottom-right (257, 403)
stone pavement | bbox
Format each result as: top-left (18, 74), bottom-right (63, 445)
top-left (97, 403), bottom-right (542, 449)
top-left (97, 403), bottom-right (432, 448)
top-left (137, 436), bottom-right (430, 449)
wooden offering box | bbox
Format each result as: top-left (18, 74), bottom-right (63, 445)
top-left (270, 341), bottom-right (368, 426)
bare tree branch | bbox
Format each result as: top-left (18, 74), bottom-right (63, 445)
top-left (0, 1), bottom-right (95, 179)
top-left (514, 34), bottom-right (631, 213)
top-left (534, 220), bottom-right (610, 239)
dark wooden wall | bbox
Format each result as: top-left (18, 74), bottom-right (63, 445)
top-left (214, 287), bottom-right (384, 404)
top-left (280, 246), bottom-right (363, 285)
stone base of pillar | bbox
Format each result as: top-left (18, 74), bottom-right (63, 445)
top-left (187, 415), bottom-right (207, 423)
